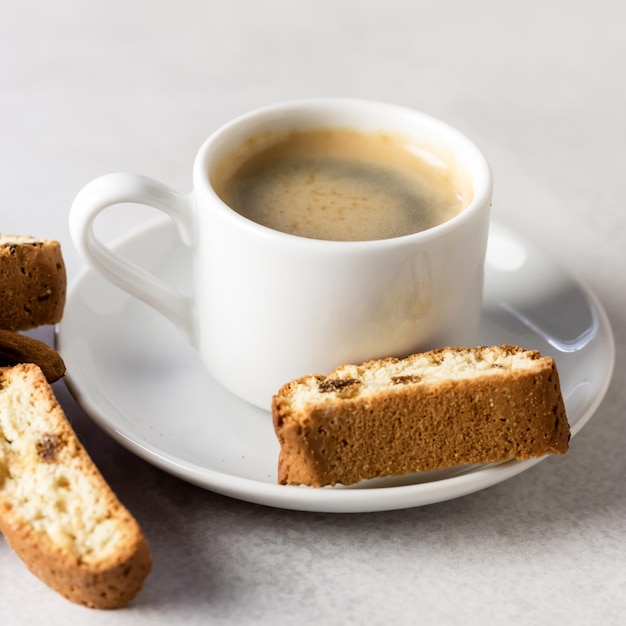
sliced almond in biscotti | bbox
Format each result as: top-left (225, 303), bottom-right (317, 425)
top-left (272, 345), bottom-right (570, 487)
top-left (0, 363), bottom-right (151, 609)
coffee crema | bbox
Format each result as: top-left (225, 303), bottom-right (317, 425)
top-left (211, 127), bottom-right (469, 242)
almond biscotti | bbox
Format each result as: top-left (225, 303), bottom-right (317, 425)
top-left (0, 235), bottom-right (66, 331)
top-left (0, 364), bottom-right (151, 608)
top-left (272, 345), bottom-right (570, 487)
top-left (0, 329), bottom-right (66, 382)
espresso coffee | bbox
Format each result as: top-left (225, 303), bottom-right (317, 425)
top-left (212, 128), bottom-right (469, 241)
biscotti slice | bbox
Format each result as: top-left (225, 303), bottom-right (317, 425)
top-left (0, 235), bottom-right (66, 331)
top-left (272, 345), bottom-right (570, 487)
top-left (0, 329), bottom-right (66, 382)
top-left (0, 364), bottom-right (151, 608)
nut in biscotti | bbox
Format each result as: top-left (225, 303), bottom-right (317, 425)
top-left (272, 345), bottom-right (570, 487)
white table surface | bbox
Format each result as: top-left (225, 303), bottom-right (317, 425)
top-left (1, 1), bottom-right (624, 624)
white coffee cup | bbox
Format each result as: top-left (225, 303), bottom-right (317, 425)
top-left (70, 99), bottom-right (492, 410)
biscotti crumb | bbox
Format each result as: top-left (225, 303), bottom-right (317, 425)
top-left (272, 345), bottom-right (570, 487)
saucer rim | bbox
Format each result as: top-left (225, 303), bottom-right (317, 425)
top-left (56, 218), bottom-right (615, 513)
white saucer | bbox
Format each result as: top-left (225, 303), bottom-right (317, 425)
top-left (56, 220), bottom-right (615, 513)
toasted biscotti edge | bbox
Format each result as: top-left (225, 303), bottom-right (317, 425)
top-left (0, 503), bottom-right (152, 609)
top-left (0, 364), bottom-right (151, 609)
top-left (272, 345), bottom-right (570, 487)
top-left (0, 235), bottom-right (66, 331)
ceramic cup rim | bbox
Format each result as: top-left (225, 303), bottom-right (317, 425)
top-left (193, 97), bottom-right (493, 248)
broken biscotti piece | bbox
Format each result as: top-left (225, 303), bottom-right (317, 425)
top-left (0, 329), bottom-right (66, 383)
top-left (0, 364), bottom-right (151, 608)
top-left (0, 235), bottom-right (66, 331)
top-left (272, 345), bottom-right (570, 487)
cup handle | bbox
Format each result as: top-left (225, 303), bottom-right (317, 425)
top-left (69, 172), bottom-right (197, 344)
